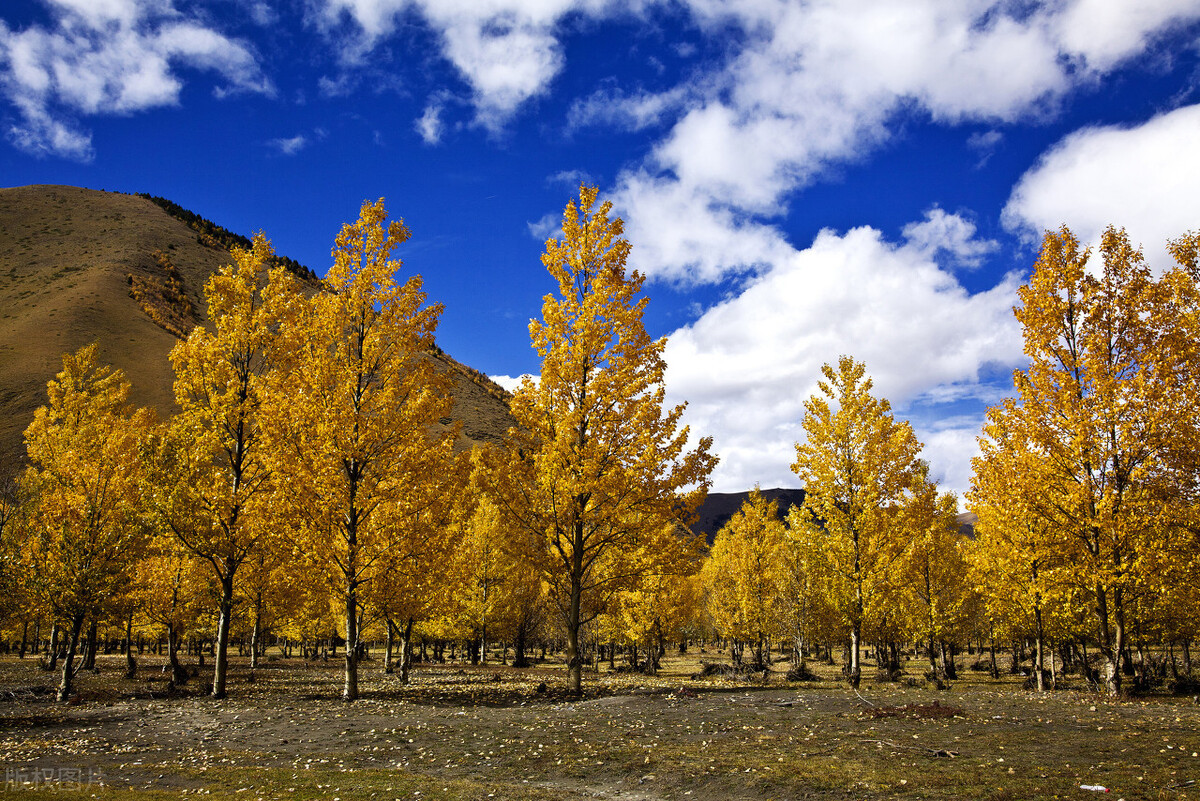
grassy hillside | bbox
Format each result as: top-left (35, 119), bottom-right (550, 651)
top-left (0, 184), bottom-right (512, 477)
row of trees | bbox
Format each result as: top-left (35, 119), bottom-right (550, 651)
top-left (2, 185), bottom-right (1196, 702)
top-left (700, 226), bottom-right (1200, 697)
top-left (700, 359), bottom-right (967, 689)
top-left (0, 187), bottom-right (715, 702)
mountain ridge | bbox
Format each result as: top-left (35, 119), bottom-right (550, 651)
top-left (0, 184), bottom-right (512, 478)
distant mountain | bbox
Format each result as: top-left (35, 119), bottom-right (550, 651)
top-left (690, 487), bottom-right (807, 544)
top-left (691, 490), bottom-right (978, 544)
top-left (0, 184), bottom-right (512, 479)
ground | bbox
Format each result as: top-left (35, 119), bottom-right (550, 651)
top-left (1, 649), bottom-right (1198, 800)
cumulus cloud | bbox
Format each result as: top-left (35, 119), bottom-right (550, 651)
top-left (662, 217), bottom-right (1025, 498)
top-left (585, 1), bottom-right (1200, 284)
top-left (616, 169), bottom-right (795, 285)
top-left (1002, 103), bottom-right (1200, 267)
top-left (309, 0), bottom-right (621, 132)
top-left (0, 0), bottom-right (270, 159)
top-left (490, 374), bottom-right (535, 393)
top-left (902, 208), bottom-right (997, 270)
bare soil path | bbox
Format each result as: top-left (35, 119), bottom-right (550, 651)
top-left (2, 653), bottom-right (1198, 800)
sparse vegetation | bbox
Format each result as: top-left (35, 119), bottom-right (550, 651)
top-left (125, 250), bottom-right (195, 338)
top-left (0, 650), bottom-right (1198, 800)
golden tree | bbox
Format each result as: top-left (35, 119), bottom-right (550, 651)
top-left (157, 233), bottom-right (296, 698)
top-left (973, 225), bottom-right (1198, 695)
top-left (134, 536), bottom-right (211, 685)
top-left (488, 185), bottom-right (716, 695)
top-left (969, 420), bottom-right (1076, 690)
top-left (239, 541), bottom-right (302, 671)
top-left (364, 493), bottom-right (465, 683)
top-left (791, 356), bottom-right (921, 688)
top-left (0, 469), bottom-right (27, 638)
top-left (898, 467), bottom-right (973, 684)
top-left (23, 345), bottom-right (154, 701)
top-left (604, 536), bottom-right (701, 674)
top-left (266, 199), bottom-right (463, 701)
top-left (700, 489), bottom-right (787, 669)
top-left (447, 497), bottom-right (507, 664)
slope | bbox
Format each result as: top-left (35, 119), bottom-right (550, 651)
top-left (0, 184), bottom-right (512, 477)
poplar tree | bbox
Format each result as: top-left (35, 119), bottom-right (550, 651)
top-left (266, 199), bottom-right (463, 701)
top-left (23, 345), bottom-right (153, 701)
top-left (700, 489), bottom-right (786, 669)
top-left (159, 233), bottom-right (295, 698)
top-left (898, 468), bottom-right (972, 684)
top-left (791, 356), bottom-right (921, 688)
top-left (972, 225), bottom-right (1198, 695)
top-left (489, 185), bottom-right (716, 695)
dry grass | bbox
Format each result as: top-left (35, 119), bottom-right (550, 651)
top-left (1, 649), bottom-right (1198, 799)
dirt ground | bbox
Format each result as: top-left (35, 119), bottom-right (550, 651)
top-left (1, 650), bottom-right (1199, 800)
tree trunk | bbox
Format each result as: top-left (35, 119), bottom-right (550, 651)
top-left (566, 544), bottom-right (583, 696)
top-left (212, 569), bottom-right (235, 698)
top-left (124, 612), bottom-right (137, 679)
top-left (384, 618), bottom-right (395, 674)
top-left (343, 582), bottom-right (359, 701)
top-left (167, 625), bottom-right (188, 686)
top-left (1095, 584), bottom-right (1124, 696)
top-left (399, 618), bottom-right (414, 684)
top-left (513, 626), bottom-right (528, 669)
top-left (250, 593), bottom-right (262, 671)
top-left (47, 622), bottom-right (60, 671)
top-left (82, 619), bottom-right (98, 671)
top-left (848, 624), bottom-right (862, 689)
top-left (1049, 639), bottom-right (1058, 689)
top-left (56, 612), bottom-right (86, 702)
top-left (19, 619), bottom-right (28, 659)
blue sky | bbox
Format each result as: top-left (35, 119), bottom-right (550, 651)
top-left (2, 0), bottom-right (1200, 501)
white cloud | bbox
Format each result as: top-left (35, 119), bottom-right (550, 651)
top-left (917, 419), bottom-right (986, 507)
top-left (902, 208), bottom-right (997, 270)
top-left (0, 1), bottom-right (270, 159)
top-left (247, 2), bottom-right (279, 26)
top-left (566, 84), bottom-right (691, 132)
top-left (967, 129), bottom-right (1004, 167)
top-left (662, 218), bottom-right (1024, 498)
top-left (1002, 103), bottom-right (1200, 267)
top-left (490, 373), bottom-right (536, 393)
top-left (305, 0), bottom-right (1200, 162)
top-left (310, 0), bottom-right (623, 132)
top-left (546, 169), bottom-right (594, 190)
top-left (526, 212), bottom-right (562, 241)
top-left (269, 133), bottom-right (308, 155)
top-left (1050, 0), bottom-right (1200, 72)
top-left (616, 169), bottom-right (794, 284)
top-left (585, 1), bottom-right (1200, 285)
top-left (416, 100), bottom-right (443, 144)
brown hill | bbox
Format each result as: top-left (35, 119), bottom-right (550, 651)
top-left (0, 184), bottom-right (512, 478)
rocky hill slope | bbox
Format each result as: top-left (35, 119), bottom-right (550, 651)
top-left (0, 184), bottom-right (512, 477)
